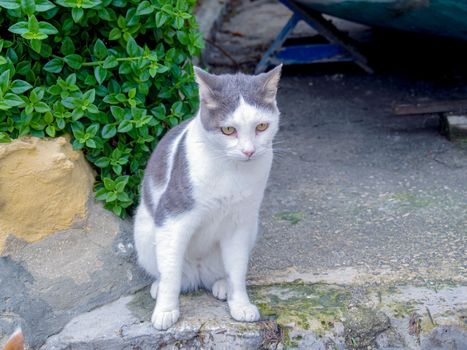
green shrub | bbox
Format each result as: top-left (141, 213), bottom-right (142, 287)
top-left (0, 0), bottom-right (203, 217)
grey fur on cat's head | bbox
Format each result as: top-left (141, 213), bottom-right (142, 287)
top-left (194, 65), bottom-right (282, 131)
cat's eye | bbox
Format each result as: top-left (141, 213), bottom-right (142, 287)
top-left (256, 123), bottom-right (269, 132)
top-left (221, 126), bottom-right (236, 135)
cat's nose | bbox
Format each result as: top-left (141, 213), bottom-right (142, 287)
top-left (242, 150), bottom-right (255, 158)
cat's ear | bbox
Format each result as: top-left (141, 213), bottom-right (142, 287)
top-left (193, 66), bottom-right (219, 109)
top-left (256, 64), bottom-right (282, 104)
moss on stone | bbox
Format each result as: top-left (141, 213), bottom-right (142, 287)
top-left (250, 282), bottom-right (350, 346)
top-left (391, 192), bottom-right (433, 209)
top-left (387, 300), bottom-right (419, 319)
top-left (274, 211), bottom-right (303, 225)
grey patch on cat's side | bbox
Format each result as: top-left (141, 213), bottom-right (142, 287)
top-left (143, 118), bottom-right (192, 214)
top-left (154, 133), bottom-right (194, 226)
top-left (195, 67), bottom-right (281, 132)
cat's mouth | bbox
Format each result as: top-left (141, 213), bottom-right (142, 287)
top-left (240, 154), bottom-right (258, 162)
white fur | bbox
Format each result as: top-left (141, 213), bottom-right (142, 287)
top-left (134, 98), bottom-right (278, 330)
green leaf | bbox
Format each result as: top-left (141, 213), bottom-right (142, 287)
top-left (112, 205), bottom-right (122, 216)
top-left (0, 70), bottom-right (10, 94)
top-left (34, 101), bottom-right (50, 113)
top-left (86, 122), bottom-right (99, 135)
top-left (0, 132), bottom-right (12, 142)
top-left (126, 36), bottom-right (139, 57)
top-left (110, 106), bottom-right (125, 120)
top-left (81, 0), bottom-right (101, 9)
top-left (56, 118), bottom-right (66, 129)
top-left (176, 31), bottom-right (189, 45)
top-left (101, 124), bottom-right (116, 139)
top-left (83, 89), bottom-right (95, 103)
top-left (36, 0), bottom-right (55, 11)
top-left (115, 180), bottom-right (126, 192)
top-left (23, 31), bottom-right (48, 40)
top-left (94, 65), bottom-right (107, 85)
top-left (38, 22), bottom-right (58, 35)
top-left (72, 139), bottom-right (84, 150)
top-left (60, 37), bottom-right (75, 55)
top-left (108, 28), bottom-right (121, 40)
top-left (44, 111), bottom-right (53, 123)
top-left (155, 12), bottom-right (167, 28)
top-left (0, 0), bottom-right (21, 9)
top-left (71, 7), bottom-right (83, 22)
top-left (21, 0), bottom-right (35, 15)
top-left (171, 101), bottom-right (183, 115)
top-left (95, 157), bottom-right (110, 168)
top-left (118, 62), bottom-right (131, 75)
top-left (29, 87), bottom-right (44, 102)
top-left (173, 16), bottom-right (184, 29)
top-left (28, 14), bottom-right (40, 32)
top-left (16, 61), bottom-right (31, 75)
top-left (0, 93), bottom-right (25, 109)
top-left (10, 80), bottom-right (32, 93)
top-left (86, 139), bottom-right (96, 148)
top-left (117, 119), bottom-right (132, 133)
top-left (30, 39), bottom-right (42, 53)
top-left (98, 7), bottom-right (114, 21)
top-left (95, 187), bottom-right (108, 200)
top-left (87, 104), bottom-right (98, 113)
top-left (8, 22), bottom-right (29, 35)
top-left (65, 73), bottom-right (77, 86)
top-left (93, 39), bottom-right (107, 59)
top-left (6, 48), bottom-right (18, 63)
top-left (45, 125), bottom-right (56, 137)
top-left (44, 58), bottom-right (64, 73)
top-left (136, 1), bottom-right (153, 15)
top-left (64, 54), bottom-right (83, 69)
top-left (117, 192), bottom-right (130, 202)
top-left (103, 55), bottom-right (118, 69)
top-left (103, 177), bottom-right (114, 190)
top-left (112, 164), bottom-right (122, 174)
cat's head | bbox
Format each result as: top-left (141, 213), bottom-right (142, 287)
top-left (194, 66), bottom-right (282, 161)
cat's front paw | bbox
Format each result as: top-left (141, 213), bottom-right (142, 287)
top-left (151, 307), bottom-right (180, 330)
top-left (212, 279), bottom-right (227, 301)
top-left (229, 302), bottom-right (260, 322)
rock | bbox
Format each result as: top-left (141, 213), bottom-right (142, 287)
top-left (421, 326), bottom-right (467, 350)
top-left (0, 202), bottom-right (150, 348)
top-left (0, 136), bottom-right (94, 252)
top-left (344, 307), bottom-right (391, 349)
top-left (41, 289), bottom-right (266, 350)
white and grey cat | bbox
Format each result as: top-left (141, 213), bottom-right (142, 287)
top-left (134, 65), bottom-right (282, 330)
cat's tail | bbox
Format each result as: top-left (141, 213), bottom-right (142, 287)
top-left (2, 328), bottom-right (24, 350)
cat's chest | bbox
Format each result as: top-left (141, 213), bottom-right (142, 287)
top-left (206, 171), bottom-right (258, 201)
top-left (194, 162), bottom-right (269, 204)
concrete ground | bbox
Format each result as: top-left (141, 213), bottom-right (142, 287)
top-left (1, 0), bottom-right (466, 349)
top-left (252, 72), bottom-right (467, 286)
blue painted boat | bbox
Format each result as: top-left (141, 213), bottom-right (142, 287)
top-left (296, 0), bottom-right (467, 41)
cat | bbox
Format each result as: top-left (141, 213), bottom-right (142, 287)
top-left (133, 65), bottom-right (282, 330)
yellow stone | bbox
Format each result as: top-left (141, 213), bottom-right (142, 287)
top-left (0, 136), bottom-right (95, 251)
